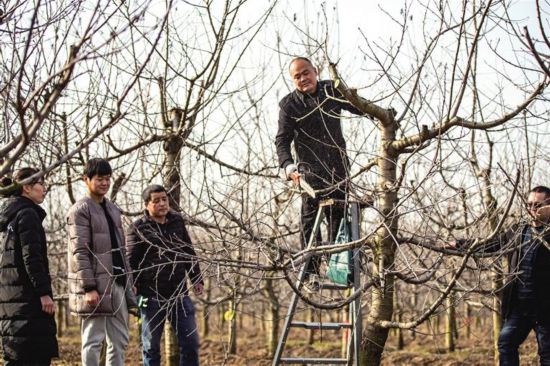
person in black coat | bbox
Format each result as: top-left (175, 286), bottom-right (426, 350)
top-left (274, 57), bottom-right (367, 288)
top-left (126, 184), bottom-right (203, 366)
top-left (451, 186), bottom-right (550, 365)
top-left (0, 168), bottom-right (58, 366)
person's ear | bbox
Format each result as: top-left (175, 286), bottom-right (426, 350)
top-left (21, 184), bottom-right (32, 195)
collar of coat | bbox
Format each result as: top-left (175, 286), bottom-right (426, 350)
top-left (142, 210), bottom-right (179, 225)
top-left (294, 80), bottom-right (330, 105)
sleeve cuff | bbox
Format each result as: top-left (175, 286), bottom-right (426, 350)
top-left (284, 164), bottom-right (298, 180)
top-left (35, 285), bottom-right (52, 297)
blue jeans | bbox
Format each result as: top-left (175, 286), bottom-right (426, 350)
top-left (140, 296), bottom-right (199, 366)
top-left (498, 309), bottom-right (550, 366)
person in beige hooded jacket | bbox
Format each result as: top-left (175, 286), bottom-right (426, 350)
top-left (66, 158), bottom-right (136, 366)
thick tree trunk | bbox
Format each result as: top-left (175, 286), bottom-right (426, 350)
top-left (361, 275), bottom-right (394, 364)
top-left (165, 322), bottom-right (179, 365)
top-left (163, 109), bottom-right (185, 366)
top-left (228, 298), bottom-right (238, 354)
top-left (480, 175), bottom-right (502, 366)
top-left (307, 307), bottom-right (315, 345)
top-left (264, 274), bottom-right (280, 357)
top-left (360, 122), bottom-right (398, 366)
top-left (202, 277), bottom-right (211, 338)
top-left (56, 299), bottom-right (64, 337)
top-left (393, 291), bottom-right (404, 350)
top-left (411, 293), bottom-right (417, 341)
top-left (445, 292), bottom-right (456, 352)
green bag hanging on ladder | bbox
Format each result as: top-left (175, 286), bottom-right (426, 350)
top-left (327, 218), bottom-right (353, 285)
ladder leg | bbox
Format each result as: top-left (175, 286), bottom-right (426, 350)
top-left (350, 202), bottom-right (362, 366)
top-left (272, 207), bottom-right (325, 366)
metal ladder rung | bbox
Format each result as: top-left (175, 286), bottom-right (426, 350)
top-left (319, 282), bottom-right (351, 290)
top-left (290, 321), bottom-right (352, 330)
top-left (280, 357), bottom-right (348, 364)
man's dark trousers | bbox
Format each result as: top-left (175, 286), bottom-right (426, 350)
top-left (498, 307), bottom-right (550, 366)
top-left (140, 296), bottom-right (199, 366)
top-left (301, 188), bottom-right (346, 276)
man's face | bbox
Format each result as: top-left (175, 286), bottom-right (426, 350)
top-left (527, 191), bottom-right (550, 227)
top-left (146, 191), bottom-right (170, 220)
top-left (289, 59), bottom-right (318, 95)
top-left (84, 174), bottom-right (111, 199)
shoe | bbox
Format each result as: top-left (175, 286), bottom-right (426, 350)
top-left (302, 275), bottom-right (320, 293)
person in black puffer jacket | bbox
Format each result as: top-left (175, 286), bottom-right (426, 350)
top-left (0, 168), bottom-right (58, 366)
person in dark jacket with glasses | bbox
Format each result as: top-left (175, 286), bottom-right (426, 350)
top-left (450, 186), bottom-right (550, 366)
top-left (0, 168), bottom-right (58, 365)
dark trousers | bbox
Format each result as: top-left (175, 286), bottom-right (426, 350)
top-left (4, 361), bottom-right (50, 366)
top-left (498, 308), bottom-right (550, 366)
top-left (301, 188), bottom-right (346, 276)
top-left (140, 296), bottom-right (200, 366)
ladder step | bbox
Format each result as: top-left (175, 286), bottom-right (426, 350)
top-left (280, 357), bottom-right (348, 364)
top-left (290, 321), bottom-right (352, 330)
top-left (319, 282), bottom-right (351, 290)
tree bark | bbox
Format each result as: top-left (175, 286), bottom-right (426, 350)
top-left (162, 108), bottom-right (184, 366)
top-left (360, 122), bottom-right (398, 365)
top-left (307, 307), bottom-right (315, 345)
top-left (394, 291), bottom-right (404, 350)
top-left (165, 322), bottom-right (179, 366)
top-left (56, 299), bottom-right (64, 337)
top-left (228, 297), bottom-right (238, 354)
top-left (445, 292), bottom-right (456, 352)
top-left (264, 274), bottom-right (280, 357)
top-left (201, 277), bottom-right (211, 339)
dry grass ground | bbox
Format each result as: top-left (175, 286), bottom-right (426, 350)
top-left (43, 315), bottom-right (542, 365)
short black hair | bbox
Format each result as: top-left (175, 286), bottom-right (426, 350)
top-left (289, 57), bottom-right (314, 70)
top-left (142, 184), bottom-right (167, 203)
top-left (83, 158), bottom-right (112, 179)
top-left (530, 185), bottom-right (550, 199)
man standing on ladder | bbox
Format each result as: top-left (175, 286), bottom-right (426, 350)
top-left (275, 57), bottom-right (367, 291)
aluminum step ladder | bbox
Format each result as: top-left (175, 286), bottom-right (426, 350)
top-left (273, 200), bottom-right (364, 366)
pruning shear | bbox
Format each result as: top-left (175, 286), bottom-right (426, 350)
top-left (296, 162), bottom-right (316, 198)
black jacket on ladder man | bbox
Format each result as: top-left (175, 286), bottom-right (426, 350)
top-left (274, 57), bottom-right (366, 279)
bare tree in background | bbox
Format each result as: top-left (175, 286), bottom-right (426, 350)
top-left (0, 0), bottom-right (166, 192)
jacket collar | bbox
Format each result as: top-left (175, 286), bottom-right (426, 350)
top-left (0, 196), bottom-right (46, 230)
top-left (143, 210), bottom-right (177, 225)
top-left (294, 81), bottom-right (323, 105)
